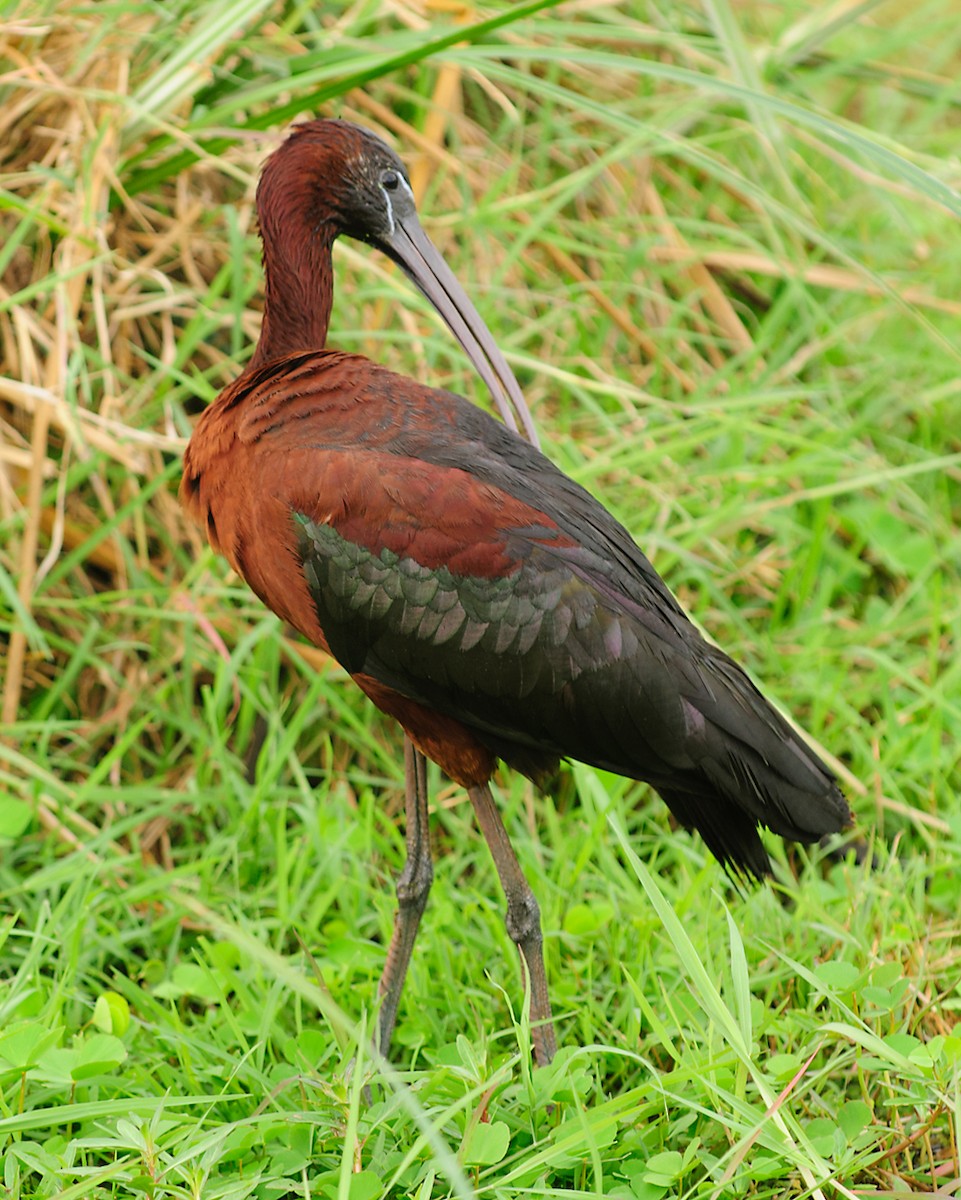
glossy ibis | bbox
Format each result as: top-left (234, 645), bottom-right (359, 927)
top-left (180, 119), bottom-right (852, 1067)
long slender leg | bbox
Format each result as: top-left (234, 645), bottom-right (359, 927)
top-left (375, 739), bottom-right (434, 1058)
top-left (467, 783), bottom-right (557, 1066)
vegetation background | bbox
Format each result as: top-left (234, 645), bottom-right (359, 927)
top-left (1, 0), bottom-right (959, 1196)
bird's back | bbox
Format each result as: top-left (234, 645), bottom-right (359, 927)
top-left (187, 349), bottom-right (852, 878)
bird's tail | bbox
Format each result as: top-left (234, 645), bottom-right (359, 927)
top-left (656, 647), bottom-right (852, 880)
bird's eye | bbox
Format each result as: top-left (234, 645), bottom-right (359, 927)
top-left (381, 170), bottom-right (400, 192)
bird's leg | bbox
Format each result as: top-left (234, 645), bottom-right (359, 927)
top-left (375, 739), bottom-right (434, 1058)
top-left (467, 783), bottom-right (557, 1067)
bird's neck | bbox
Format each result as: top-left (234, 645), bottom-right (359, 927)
top-left (250, 221), bottom-right (336, 370)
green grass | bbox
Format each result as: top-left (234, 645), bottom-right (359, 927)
top-left (2, 0), bottom-right (960, 1195)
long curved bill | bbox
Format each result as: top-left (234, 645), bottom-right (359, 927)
top-left (379, 207), bottom-right (540, 449)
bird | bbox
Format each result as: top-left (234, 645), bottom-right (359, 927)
top-left (180, 118), bottom-right (852, 1069)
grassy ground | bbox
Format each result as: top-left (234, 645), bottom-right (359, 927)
top-left (2, 0), bottom-right (960, 1196)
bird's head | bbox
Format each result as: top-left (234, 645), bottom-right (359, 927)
top-left (255, 118), bottom-right (533, 439)
top-left (262, 119), bottom-right (415, 249)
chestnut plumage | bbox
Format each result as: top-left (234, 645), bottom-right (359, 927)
top-left (181, 119), bottom-right (852, 1066)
